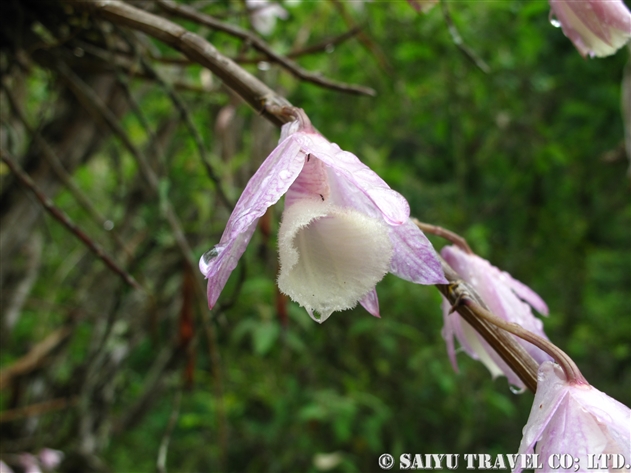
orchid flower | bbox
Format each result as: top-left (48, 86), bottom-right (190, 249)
top-left (549, 0), bottom-right (631, 58)
top-left (37, 449), bottom-right (63, 471)
top-left (514, 362), bottom-right (630, 473)
top-left (245, 0), bottom-right (288, 36)
top-left (199, 109), bottom-right (446, 323)
top-left (441, 245), bottom-right (552, 388)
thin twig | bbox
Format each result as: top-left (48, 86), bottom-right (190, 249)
top-left (229, 27), bottom-right (364, 64)
top-left (413, 218), bottom-right (473, 254)
top-left (156, 388), bottom-right (182, 473)
top-left (440, 0), bottom-right (490, 74)
top-left (1, 79), bottom-right (134, 260)
top-left (156, 0), bottom-right (375, 97)
top-left (137, 55), bottom-right (234, 209)
top-left (55, 60), bottom-right (197, 272)
top-left (0, 151), bottom-right (142, 291)
top-left (329, 0), bottom-right (393, 74)
top-left (103, 25), bottom-right (231, 209)
top-left (69, 0), bottom-right (293, 127)
top-left (286, 26), bottom-right (363, 59)
top-left (0, 397), bottom-right (79, 423)
top-left (0, 325), bottom-right (73, 391)
top-left (147, 27), bottom-right (361, 64)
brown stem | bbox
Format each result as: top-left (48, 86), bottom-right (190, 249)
top-left (461, 298), bottom-right (588, 386)
top-left (55, 60), bottom-right (198, 274)
top-left (67, 0), bottom-right (293, 127)
top-left (156, 0), bottom-right (375, 96)
top-left (147, 26), bottom-right (362, 65)
top-left (1, 79), bottom-right (135, 261)
top-left (1, 151), bottom-right (142, 292)
top-left (413, 219), bottom-right (473, 254)
top-left (0, 397), bottom-right (78, 423)
top-left (437, 257), bottom-right (540, 392)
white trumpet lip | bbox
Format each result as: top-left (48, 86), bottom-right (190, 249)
top-left (277, 198), bottom-right (393, 323)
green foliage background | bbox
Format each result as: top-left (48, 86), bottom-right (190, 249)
top-left (2, 1), bottom-right (629, 472)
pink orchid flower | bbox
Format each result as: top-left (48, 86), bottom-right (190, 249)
top-left (38, 449), bottom-right (63, 471)
top-left (441, 245), bottom-right (552, 388)
top-left (199, 109), bottom-right (446, 323)
top-left (549, 0), bottom-right (631, 58)
top-left (514, 362), bottom-right (630, 473)
top-left (245, 0), bottom-right (288, 36)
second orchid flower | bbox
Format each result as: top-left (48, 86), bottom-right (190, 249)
top-left (199, 109), bottom-right (446, 323)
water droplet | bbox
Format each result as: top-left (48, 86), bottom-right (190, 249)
top-left (549, 15), bottom-right (561, 28)
top-left (203, 246), bottom-right (221, 264)
top-left (103, 220), bottom-right (114, 231)
top-left (257, 61), bottom-right (271, 71)
top-left (509, 385), bottom-right (527, 395)
top-left (279, 169), bottom-right (291, 180)
top-left (325, 44), bottom-right (335, 54)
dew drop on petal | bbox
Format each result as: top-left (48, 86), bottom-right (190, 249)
top-left (550, 16), bottom-right (561, 28)
top-left (203, 246), bottom-right (220, 263)
top-left (509, 385), bottom-right (527, 395)
top-left (279, 169), bottom-right (291, 180)
top-left (199, 245), bottom-right (223, 274)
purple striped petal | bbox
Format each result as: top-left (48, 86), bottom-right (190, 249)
top-left (515, 362), bottom-right (631, 473)
top-left (359, 288), bottom-right (380, 318)
top-left (200, 135), bottom-right (305, 308)
top-left (294, 132), bottom-right (410, 225)
top-left (389, 220), bottom-right (447, 285)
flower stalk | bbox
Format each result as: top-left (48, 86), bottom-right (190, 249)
top-left (458, 297), bottom-right (588, 386)
top-left (436, 265), bottom-right (540, 393)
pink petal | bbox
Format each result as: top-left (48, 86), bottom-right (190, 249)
top-left (550, 0), bottom-right (631, 57)
top-left (571, 382), bottom-right (631, 452)
top-left (202, 222), bottom-right (258, 308)
top-left (443, 297), bottom-right (526, 389)
top-left (294, 132), bottom-right (411, 225)
top-left (441, 298), bottom-right (460, 372)
top-left (200, 135), bottom-right (306, 308)
top-left (516, 363), bottom-right (570, 462)
top-left (389, 220), bottom-right (448, 285)
top-left (503, 272), bottom-right (549, 316)
top-left (359, 288), bottom-right (380, 318)
top-left (515, 362), bottom-right (631, 473)
top-left (441, 246), bottom-right (553, 382)
top-left (284, 153), bottom-right (330, 207)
